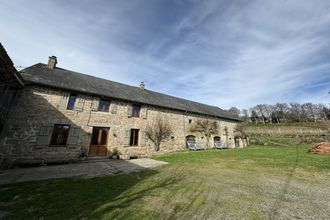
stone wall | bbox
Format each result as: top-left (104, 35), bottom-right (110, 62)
top-left (0, 85), bottom-right (241, 165)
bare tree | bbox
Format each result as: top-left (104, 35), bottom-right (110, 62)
top-left (255, 104), bottom-right (267, 124)
top-left (146, 116), bottom-right (173, 151)
top-left (224, 126), bottom-right (229, 146)
top-left (315, 103), bottom-right (329, 121)
top-left (274, 103), bottom-right (289, 123)
top-left (302, 102), bottom-right (316, 122)
top-left (289, 103), bottom-right (302, 122)
top-left (300, 103), bottom-right (309, 122)
top-left (242, 109), bottom-right (249, 122)
top-left (227, 107), bottom-right (241, 117)
top-left (264, 104), bottom-right (273, 124)
top-left (244, 102), bottom-right (329, 124)
top-left (249, 109), bottom-right (259, 123)
top-left (234, 123), bottom-right (249, 147)
top-left (189, 119), bottom-right (219, 148)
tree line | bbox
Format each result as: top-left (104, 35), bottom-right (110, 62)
top-left (227, 103), bottom-right (330, 124)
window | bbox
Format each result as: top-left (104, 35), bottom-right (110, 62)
top-left (49, 124), bottom-right (70, 146)
top-left (214, 136), bottom-right (221, 147)
top-left (98, 98), bottom-right (110, 112)
top-left (67, 94), bottom-right (77, 110)
top-left (188, 119), bottom-right (192, 124)
top-left (130, 129), bottom-right (139, 146)
top-left (132, 105), bottom-right (141, 117)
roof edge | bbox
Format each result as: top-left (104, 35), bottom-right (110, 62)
top-left (23, 81), bottom-right (241, 122)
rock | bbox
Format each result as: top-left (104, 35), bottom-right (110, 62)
top-left (309, 143), bottom-right (330, 154)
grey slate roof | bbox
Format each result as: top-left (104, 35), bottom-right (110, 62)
top-left (20, 63), bottom-right (240, 121)
top-left (0, 43), bottom-right (24, 88)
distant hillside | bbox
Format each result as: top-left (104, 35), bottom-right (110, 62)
top-left (247, 121), bottom-right (330, 145)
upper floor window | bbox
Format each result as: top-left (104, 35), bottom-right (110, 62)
top-left (49, 124), bottom-right (70, 146)
top-left (67, 94), bottom-right (77, 110)
top-left (99, 98), bottom-right (110, 112)
top-left (132, 105), bottom-right (141, 117)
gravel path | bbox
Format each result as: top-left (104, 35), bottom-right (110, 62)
top-left (0, 158), bottom-right (167, 185)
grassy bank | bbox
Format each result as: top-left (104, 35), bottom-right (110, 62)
top-left (247, 121), bottom-right (330, 145)
top-left (1, 145), bottom-right (329, 219)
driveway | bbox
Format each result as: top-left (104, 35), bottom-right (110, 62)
top-left (0, 158), bottom-right (167, 185)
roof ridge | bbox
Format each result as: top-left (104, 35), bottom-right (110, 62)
top-left (20, 63), bottom-right (241, 121)
top-left (26, 63), bottom-right (224, 110)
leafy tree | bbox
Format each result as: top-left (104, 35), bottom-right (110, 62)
top-left (146, 116), bottom-right (173, 151)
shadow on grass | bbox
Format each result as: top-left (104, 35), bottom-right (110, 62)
top-left (92, 171), bottom-right (183, 219)
top-left (0, 166), bottom-right (179, 219)
top-left (268, 145), bottom-right (300, 219)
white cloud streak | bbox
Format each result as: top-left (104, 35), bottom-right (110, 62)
top-left (1, 0), bottom-right (329, 109)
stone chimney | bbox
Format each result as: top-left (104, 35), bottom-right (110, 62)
top-left (47, 56), bottom-right (57, 69)
top-left (139, 82), bottom-right (145, 90)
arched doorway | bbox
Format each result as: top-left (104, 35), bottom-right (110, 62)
top-left (214, 136), bottom-right (221, 148)
top-left (234, 137), bottom-right (240, 148)
top-left (186, 135), bottom-right (196, 148)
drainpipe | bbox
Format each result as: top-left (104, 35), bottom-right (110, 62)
top-left (183, 110), bottom-right (187, 147)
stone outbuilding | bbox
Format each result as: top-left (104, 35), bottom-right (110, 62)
top-left (0, 56), bottom-right (242, 165)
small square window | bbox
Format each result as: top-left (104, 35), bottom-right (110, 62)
top-left (49, 124), bottom-right (70, 146)
top-left (189, 119), bottom-right (192, 124)
top-left (99, 98), bottom-right (110, 112)
top-left (130, 129), bottom-right (139, 146)
top-left (67, 94), bottom-right (77, 110)
top-left (132, 105), bottom-right (141, 117)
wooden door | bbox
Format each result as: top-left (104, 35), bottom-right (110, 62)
top-left (89, 127), bottom-right (109, 156)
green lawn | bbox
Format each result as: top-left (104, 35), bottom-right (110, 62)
top-left (1, 145), bottom-right (330, 219)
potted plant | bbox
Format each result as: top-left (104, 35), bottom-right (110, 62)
top-left (111, 147), bottom-right (120, 159)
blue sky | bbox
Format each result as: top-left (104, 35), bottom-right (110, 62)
top-left (1, 0), bottom-right (330, 109)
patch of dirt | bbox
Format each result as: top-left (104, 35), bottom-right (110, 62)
top-left (309, 143), bottom-right (330, 154)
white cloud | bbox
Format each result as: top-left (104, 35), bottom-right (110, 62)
top-left (0, 0), bottom-right (329, 109)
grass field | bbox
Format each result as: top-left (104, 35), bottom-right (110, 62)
top-left (1, 145), bottom-right (330, 219)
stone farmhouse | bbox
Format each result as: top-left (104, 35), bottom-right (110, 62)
top-left (0, 55), bottom-right (242, 165)
top-left (0, 44), bottom-right (24, 134)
